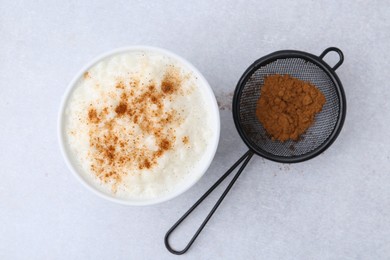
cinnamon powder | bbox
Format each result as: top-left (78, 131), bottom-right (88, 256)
top-left (256, 74), bottom-right (326, 142)
top-left (86, 67), bottom-right (187, 190)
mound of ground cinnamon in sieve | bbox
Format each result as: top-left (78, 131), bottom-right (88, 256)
top-left (256, 74), bottom-right (326, 142)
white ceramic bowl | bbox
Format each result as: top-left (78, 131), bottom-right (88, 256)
top-left (58, 46), bottom-right (220, 206)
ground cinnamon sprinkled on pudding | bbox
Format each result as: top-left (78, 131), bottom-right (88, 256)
top-left (85, 67), bottom-right (187, 191)
top-left (161, 69), bottom-right (181, 94)
top-left (65, 51), bottom-right (214, 199)
top-left (114, 102), bottom-right (127, 115)
top-left (83, 71), bottom-right (90, 79)
top-left (182, 136), bottom-right (189, 145)
top-left (88, 108), bottom-right (99, 124)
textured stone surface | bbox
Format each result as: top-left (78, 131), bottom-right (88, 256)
top-left (1, 1), bottom-right (390, 259)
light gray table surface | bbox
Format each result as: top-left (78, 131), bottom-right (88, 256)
top-left (1, 1), bottom-right (390, 259)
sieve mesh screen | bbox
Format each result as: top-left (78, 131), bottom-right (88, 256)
top-left (236, 57), bottom-right (340, 158)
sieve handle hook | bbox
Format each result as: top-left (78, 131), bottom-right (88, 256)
top-left (164, 150), bottom-right (254, 255)
top-left (319, 47), bottom-right (344, 71)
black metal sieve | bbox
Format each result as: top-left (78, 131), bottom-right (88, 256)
top-left (165, 47), bottom-right (346, 254)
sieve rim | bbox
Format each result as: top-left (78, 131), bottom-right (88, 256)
top-left (232, 49), bottom-right (347, 163)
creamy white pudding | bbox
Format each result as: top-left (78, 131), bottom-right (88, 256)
top-left (62, 49), bottom-right (216, 201)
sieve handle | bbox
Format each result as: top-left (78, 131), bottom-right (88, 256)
top-left (164, 150), bottom-right (254, 255)
top-left (319, 47), bottom-right (344, 71)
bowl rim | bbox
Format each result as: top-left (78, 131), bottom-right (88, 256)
top-left (57, 46), bottom-right (220, 206)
